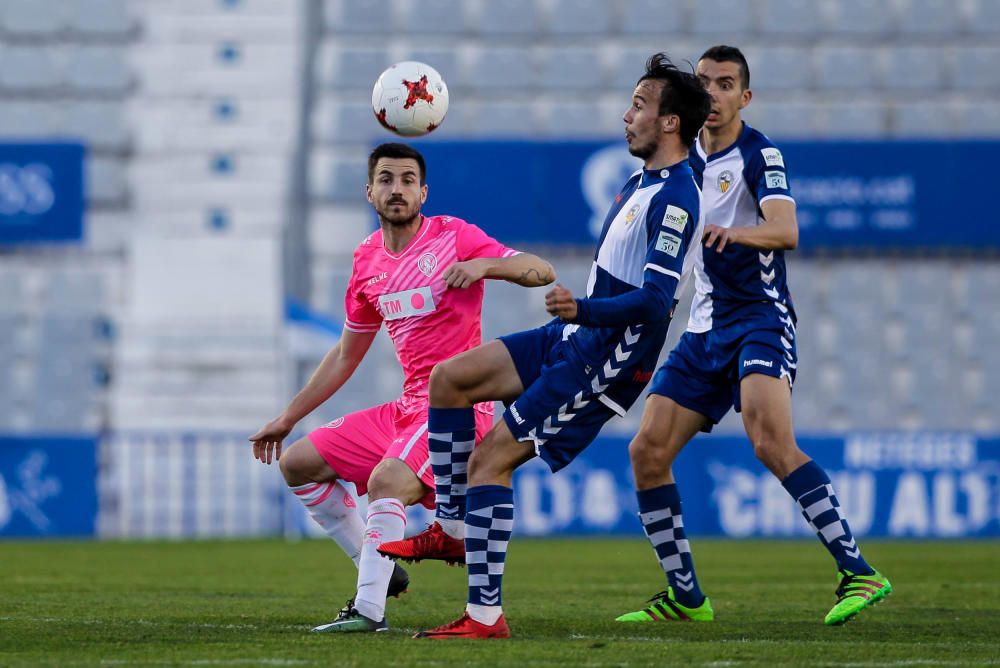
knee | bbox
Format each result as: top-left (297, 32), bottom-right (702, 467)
top-left (467, 441), bottom-right (503, 485)
top-left (279, 438), bottom-right (329, 487)
top-left (428, 361), bottom-right (460, 407)
top-left (367, 459), bottom-right (423, 505)
top-left (629, 431), bottom-right (675, 484)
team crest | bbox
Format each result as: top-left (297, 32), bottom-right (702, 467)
top-left (323, 417), bottom-right (345, 429)
top-left (624, 203), bottom-right (641, 225)
top-left (718, 170), bottom-right (734, 194)
top-left (417, 252), bottom-right (437, 276)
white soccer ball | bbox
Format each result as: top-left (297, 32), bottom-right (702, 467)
top-left (371, 61), bottom-right (449, 137)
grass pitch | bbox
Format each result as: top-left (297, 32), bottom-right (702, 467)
top-left (1, 538), bottom-right (998, 667)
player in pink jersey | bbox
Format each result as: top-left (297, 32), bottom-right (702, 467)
top-left (249, 143), bottom-right (554, 634)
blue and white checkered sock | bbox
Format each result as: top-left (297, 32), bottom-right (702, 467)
top-left (428, 407), bottom-right (476, 537)
top-left (783, 460), bottom-right (873, 575)
top-left (464, 485), bottom-right (514, 622)
top-left (637, 484), bottom-right (705, 608)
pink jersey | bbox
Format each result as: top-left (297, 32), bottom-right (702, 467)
top-left (344, 215), bottom-right (519, 407)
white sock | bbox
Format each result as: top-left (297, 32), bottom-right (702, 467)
top-left (354, 497), bottom-right (407, 622)
top-left (438, 517), bottom-right (464, 540)
top-left (466, 603), bottom-right (503, 625)
top-left (290, 481), bottom-right (364, 566)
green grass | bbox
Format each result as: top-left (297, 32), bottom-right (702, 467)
top-left (1, 539), bottom-right (998, 667)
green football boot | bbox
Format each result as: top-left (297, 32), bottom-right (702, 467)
top-left (824, 569), bottom-right (893, 626)
top-left (311, 598), bottom-right (388, 633)
top-left (616, 587), bottom-right (714, 622)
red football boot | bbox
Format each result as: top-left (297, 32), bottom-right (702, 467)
top-left (377, 522), bottom-right (466, 565)
top-left (414, 612), bottom-right (511, 639)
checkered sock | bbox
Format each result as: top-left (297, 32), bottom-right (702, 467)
top-left (428, 407), bottom-right (476, 539)
top-left (637, 484), bottom-right (705, 608)
top-left (290, 481), bottom-right (363, 566)
top-left (782, 460), bottom-right (873, 575)
top-left (464, 485), bottom-right (513, 625)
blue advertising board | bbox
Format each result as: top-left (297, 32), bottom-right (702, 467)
top-left (509, 432), bottom-right (1000, 538)
top-left (0, 436), bottom-right (98, 537)
top-left (0, 143), bottom-right (85, 244)
top-left (417, 140), bottom-right (999, 251)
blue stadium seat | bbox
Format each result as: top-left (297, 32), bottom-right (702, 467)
top-left (457, 101), bottom-right (539, 136)
top-left (826, 0), bottom-right (894, 35)
top-left (815, 46), bottom-right (880, 91)
top-left (548, 0), bottom-right (613, 35)
top-left (757, 0), bottom-right (821, 35)
top-left (538, 101), bottom-right (615, 138)
top-left (956, 101), bottom-right (1000, 137)
top-left (967, 0), bottom-right (1000, 34)
top-left (748, 47), bottom-right (812, 91)
top-left (953, 47), bottom-right (1000, 90)
top-left (404, 49), bottom-right (460, 87)
top-left (464, 46), bottom-right (535, 91)
top-left (891, 100), bottom-right (957, 137)
top-left (883, 47), bottom-right (948, 91)
top-left (68, 0), bottom-right (134, 37)
top-left (324, 157), bottom-right (368, 202)
top-left (66, 46), bottom-right (132, 94)
top-left (0, 102), bottom-right (61, 137)
top-left (324, 0), bottom-right (394, 33)
top-left (0, 0), bottom-right (71, 35)
top-left (620, 0), bottom-right (691, 34)
top-left (897, 0), bottom-right (961, 35)
top-left (477, 0), bottom-right (540, 36)
top-left (88, 157), bottom-right (128, 206)
top-left (822, 101), bottom-right (887, 137)
top-left (538, 47), bottom-right (605, 90)
top-left (403, 0), bottom-right (466, 33)
top-left (324, 101), bottom-right (375, 143)
top-left (743, 100), bottom-right (824, 139)
top-left (324, 46), bottom-right (389, 89)
top-left (691, 0), bottom-right (753, 34)
top-left (0, 47), bottom-right (65, 92)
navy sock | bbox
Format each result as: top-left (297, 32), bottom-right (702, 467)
top-left (428, 407), bottom-right (476, 523)
top-left (782, 460), bottom-right (873, 575)
top-left (637, 484), bottom-right (705, 608)
top-left (465, 485), bottom-right (514, 609)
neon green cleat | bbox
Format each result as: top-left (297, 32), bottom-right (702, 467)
top-left (311, 598), bottom-right (388, 633)
top-left (615, 587), bottom-right (714, 622)
top-left (824, 569), bottom-right (893, 626)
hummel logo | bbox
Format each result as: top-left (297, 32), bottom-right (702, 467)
top-left (480, 587), bottom-right (500, 605)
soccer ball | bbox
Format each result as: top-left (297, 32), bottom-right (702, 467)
top-left (371, 61), bottom-right (449, 137)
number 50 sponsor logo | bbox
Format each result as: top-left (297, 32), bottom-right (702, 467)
top-left (0, 163), bottom-right (56, 217)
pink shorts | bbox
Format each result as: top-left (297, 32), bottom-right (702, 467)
top-left (308, 400), bottom-right (494, 509)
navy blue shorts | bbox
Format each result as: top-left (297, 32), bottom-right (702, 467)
top-left (499, 324), bottom-right (617, 473)
top-left (647, 318), bottom-right (797, 432)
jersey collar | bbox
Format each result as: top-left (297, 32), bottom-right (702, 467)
top-left (696, 121), bottom-right (751, 163)
top-left (639, 158), bottom-right (691, 188)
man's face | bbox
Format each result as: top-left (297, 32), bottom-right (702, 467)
top-left (696, 59), bottom-right (750, 130)
top-left (367, 158), bottom-right (427, 226)
top-left (623, 79), bottom-right (668, 161)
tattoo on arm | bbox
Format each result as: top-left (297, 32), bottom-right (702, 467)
top-left (517, 266), bottom-right (553, 286)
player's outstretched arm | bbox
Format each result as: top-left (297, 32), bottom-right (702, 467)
top-left (442, 252), bottom-right (555, 289)
top-left (704, 199), bottom-right (798, 252)
top-left (249, 328), bottom-right (377, 463)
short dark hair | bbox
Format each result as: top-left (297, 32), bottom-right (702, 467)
top-left (367, 142), bottom-right (427, 184)
top-left (699, 45), bottom-right (750, 90)
top-left (637, 53), bottom-right (712, 148)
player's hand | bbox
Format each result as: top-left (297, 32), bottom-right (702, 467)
top-left (442, 259), bottom-right (490, 289)
top-left (249, 416), bottom-right (294, 464)
top-left (545, 284), bottom-right (578, 321)
top-left (703, 224), bottom-right (740, 253)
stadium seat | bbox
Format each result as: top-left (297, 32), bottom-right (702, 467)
top-left (476, 0), bottom-right (540, 35)
top-left (612, 45), bottom-right (699, 93)
top-left (317, 100), bottom-right (375, 144)
top-left (0, 102), bottom-right (61, 138)
top-left (538, 47), bottom-right (605, 90)
top-left (955, 101), bottom-right (1000, 137)
top-left (691, 0), bottom-right (753, 34)
top-left (324, 0), bottom-right (394, 33)
top-left (897, 0), bottom-right (961, 35)
top-left (455, 101), bottom-right (540, 136)
top-left (815, 46), bottom-right (880, 91)
top-left (0, 0), bottom-right (71, 35)
top-left (87, 156), bottom-right (128, 206)
top-left (967, 0), bottom-right (1000, 34)
top-left (66, 46), bottom-right (133, 94)
top-left (757, 0), bottom-right (821, 36)
top-left (822, 100), bottom-right (888, 137)
top-left (405, 48), bottom-right (460, 88)
top-left (537, 101), bottom-right (619, 138)
top-left (315, 154), bottom-right (368, 202)
top-left (401, 0), bottom-right (466, 33)
top-left (43, 273), bottom-right (105, 314)
top-left (743, 100), bottom-right (824, 139)
top-left (891, 100), bottom-right (958, 137)
top-left (620, 0), bottom-right (691, 34)
top-left (464, 46), bottom-right (536, 91)
top-left (0, 47), bottom-right (67, 92)
top-left (953, 47), bottom-right (1000, 90)
top-left (548, 0), bottom-right (613, 35)
top-left (826, 0), bottom-right (895, 35)
top-left (318, 45), bottom-right (388, 90)
top-left (68, 0), bottom-right (135, 37)
top-left (883, 47), bottom-right (948, 91)
top-left (63, 101), bottom-right (130, 152)
top-left (746, 47), bottom-right (812, 91)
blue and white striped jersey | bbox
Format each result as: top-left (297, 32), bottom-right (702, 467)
top-left (564, 159), bottom-right (702, 416)
top-left (687, 122), bottom-right (796, 331)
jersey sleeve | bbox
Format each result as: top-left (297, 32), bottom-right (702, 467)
top-left (455, 221), bottom-right (520, 260)
top-left (343, 252), bottom-right (382, 334)
top-left (573, 191), bottom-right (696, 327)
top-left (745, 142), bottom-right (795, 206)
